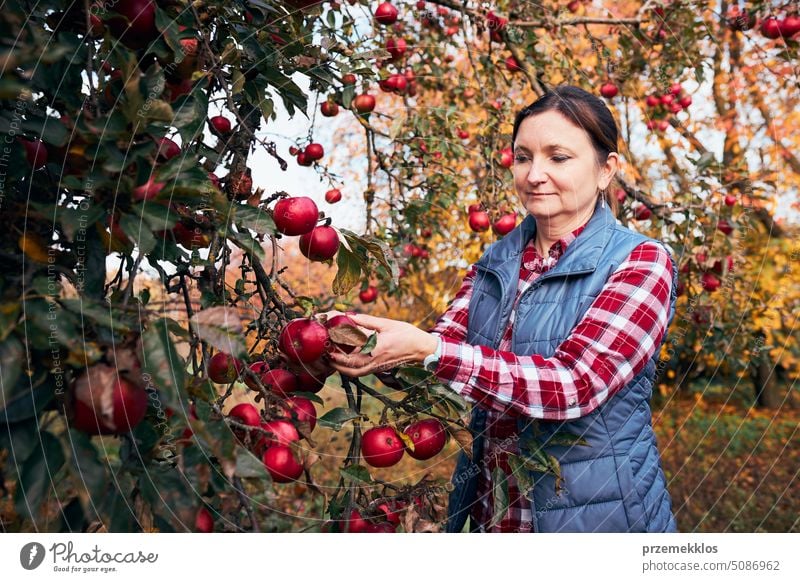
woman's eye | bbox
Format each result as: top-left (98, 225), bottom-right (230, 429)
top-left (513, 155), bottom-right (529, 163)
top-left (552, 156), bottom-right (570, 163)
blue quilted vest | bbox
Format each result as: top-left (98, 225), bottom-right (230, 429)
top-left (445, 199), bottom-right (679, 533)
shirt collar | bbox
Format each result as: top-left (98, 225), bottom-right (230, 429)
top-left (522, 223), bottom-right (588, 269)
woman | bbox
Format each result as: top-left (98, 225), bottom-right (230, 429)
top-left (329, 85), bottom-right (679, 533)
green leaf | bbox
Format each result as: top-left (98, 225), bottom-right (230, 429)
top-left (260, 95), bottom-right (275, 123)
top-left (235, 205), bottom-right (276, 236)
top-left (544, 431), bottom-right (589, 448)
top-left (190, 306), bottom-right (247, 358)
top-left (1, 376), bottom-right (55, 424)
top-left (65, 429), bottom-right (107, 500)
top-left (341, 230), bottom-right (399, 282)
top-left (173, 88), bottom-right (209, 144)
top-left (0, 303), bottom-right (20, 342)
top-left (360, 332), bottom-right (378, 354)
top-left (0, 335), bottom-right (23, 409)
top-left (318, 407), bottom-right (361, 431)
top-left (141, 318), bottom-right (187, 410)
top-left (332, 244), bottom-right (362, 295)
top-left (488, 466), bottom-right (510, 529)
top-left (340, 464), bottom-right (373, 485)
top-left (427, 382), bottom-right (469, 412)
top-left (507, 454), bottom-right (535, 501)
top-left (235, 446), bottom-right (269, 479)
top-left (395, 365), bottom-right (432, 387)
top-left (119, 213), bottom-right (157, 254)
top-left (60, 298), bottom-right (133, 333)
top-left (14, 430), bottom-right (65, 520)
top-left (228, 230), bottom-right (266, 262)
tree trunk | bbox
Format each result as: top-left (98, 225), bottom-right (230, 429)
top-left (751, 357), bottom-right (779, 408)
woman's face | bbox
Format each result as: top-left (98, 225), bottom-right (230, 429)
top-left (512, 110), bottom-right (617, 227)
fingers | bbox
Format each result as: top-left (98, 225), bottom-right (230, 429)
top-left (317, 310), bottom-right (343, 323)
top-left (347, 313), bottom-right (388, 331)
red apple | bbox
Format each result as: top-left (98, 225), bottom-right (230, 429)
top-left (726, 7), bottom-right (756, 31)
top-left (325, 188), bottom-right (342, 204)
top-left (760, 17), bottom-right (783, 39)
top-left (19, 138), bottom-right (48, 169)
top-left (278, 397), bottom-right (317, 433)
top-left (386, 37), bottom-right (407, 60)
top-left (498, 147), bottom-right (514, 168)
top-left (469, 210), bottom-right (490, 232)
top-left (132, 177), bottom-right (165, 201)
top-left (645, 95), bottom-right (660, 107)
top-left (325, 314), bottom-right (361, 354)
top-left (105, 0), bottom-right (157, 49)
top-left (172, 222), bottom-right (211, 249)
top-left (341, 509), bottom-right (371, 533)
top-left (262, 445), bottom-right (304, 483)
top-left (71, 365), bottom-right (149, 435)
top-left (279, 319), bottom-right (331, 363)
top-left (304, 142), bottom-right (324, 162)
top-left (208, 352), bottom-right (243, 383)
top-left (342, 73), bottom-right (357, 85)
top-left (299, 225), bottom-right (340, 261)
top-left (320, 101), bottom-right (339, 117)
top-left (293, 369), bottom-right (327, 393)
top-left (600, 82), bottom-right (619, 98)
top-left (209, 115), bottom-right (232, 135)
top-left (780, 15), bottom-right (800, 37)
top-left (634, 205), bottom-right (652, 221)
top-left (260, 368), bottom-right (299, 397)
top-left (229, 402), bottom-right (261, 428)
top-left (195, 507), bottom-right (214, 533)
top-left (402, 418), bottom-right (446, 460)
top-left (359, 285), bottom-right (378, 303)
top-left (273, 196), bottom-right (319, 236)
top-left (361, 426), bottom-right (405, 467)
top-left (244, 361), bottom-right (270, 391)
top-left (259, 419), bottom-right (301, 448)
top-left (377, 501), bottom-right (404, 525)
top-left (374, 2), bottom-right (399, 25)
top-left (492, 213), bottom-right (517, 236)
top-left (717, 219), bottom-right (734, 235)
top-left (353, 93), bottom-right (376, 113)
top-left (724, 194), bottom-right (736, 206)
top-left (701, 272), bottom-right (721, 293)
top-left (156, 137), bottom-right (180, 161)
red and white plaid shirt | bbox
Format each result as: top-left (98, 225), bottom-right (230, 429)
top-left (429, 224), bottom-right (674, 532)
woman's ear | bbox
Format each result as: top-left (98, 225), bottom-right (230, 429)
top-left (600, 152), bottom-right (620, 190)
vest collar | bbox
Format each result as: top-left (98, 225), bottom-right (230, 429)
top-left (479, 197), bottom-right (617, 278)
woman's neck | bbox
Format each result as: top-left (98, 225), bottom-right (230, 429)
top-left (533, 209), bottom-right (594, 255)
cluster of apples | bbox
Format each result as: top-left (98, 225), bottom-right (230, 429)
top-left (643, 83), bottom-right (693, 131)
top-left (724, 5), bottom-right (800, 39)
top-left (207, 313), bottom-right (365, 482)
top-left (270, 195), bottom-right (340, 262)
top-left (467, 204), bottom-right (517, 236)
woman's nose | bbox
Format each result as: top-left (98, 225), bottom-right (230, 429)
top-left (526, 159), bottom-right (547, 185)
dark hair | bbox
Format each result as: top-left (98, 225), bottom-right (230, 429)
top-left (511, 85), bottom-right (620, 212)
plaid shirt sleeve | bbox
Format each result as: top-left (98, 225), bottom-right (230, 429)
top-left (432, 242), bottom-right (674, 421)
top-left (426, 264), bottom-right (478, 341)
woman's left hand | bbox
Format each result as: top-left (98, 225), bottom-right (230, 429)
top-left (328, 314), bottom-right (439, 378)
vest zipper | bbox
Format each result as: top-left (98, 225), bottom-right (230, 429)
top-left (509, 266), bottom-right (595, 348)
